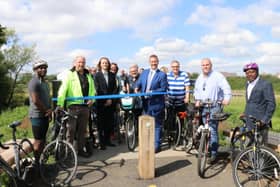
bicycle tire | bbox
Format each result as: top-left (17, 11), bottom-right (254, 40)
top-left (184, 119), bottom-right (194, 153)
top-left (167, 115), bottom-right (181, 149)
top-left (125, 115), bottom-right (137, 151)
top-left (173, 116), bottom-right (182, 148)
top-left (232, 146), bottom-right (280, 187)
top-left (39, 140), bottom-right (77, 186)
top-left (17, 138), bottom-right (34, 180)
top-left (197, 132), bottom-right (208, 178)
top-left (0, 160), bottom-right (17, 187)
top-left (230, 128), bottom-right (252, 162)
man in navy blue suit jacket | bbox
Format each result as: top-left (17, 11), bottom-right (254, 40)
top-left (242, 62), bottom-right (276, 144)
top-left (135, 54), bottom-right (168, 153)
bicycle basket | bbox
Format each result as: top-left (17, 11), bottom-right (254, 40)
top-left (121, 97), bottom-right (134, 110)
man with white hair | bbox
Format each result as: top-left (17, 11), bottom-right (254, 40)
top-left (57, 56), bottom-right (96, 157)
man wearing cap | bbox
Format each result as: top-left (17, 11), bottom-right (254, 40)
top-left (241, 62), bottom-right (276, 144)
top-left (28, 60), bottom-right (52, 166)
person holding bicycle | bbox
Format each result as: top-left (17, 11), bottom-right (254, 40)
top-left (241, 62), bottom-right (276, 144)
top-left (127, 64), bottom-right (142, 115)
top-left (28, 60), bottom-right (52, 167)
top-left (167, 60), bottom-right (190, 111)
top-left (57, 56), bottom-right (96, 158)
top-left (194, 58), bottom-right (232, 164)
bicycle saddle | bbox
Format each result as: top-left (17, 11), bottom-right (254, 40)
top-left (8, 121), bottom-right (21, 128)
top-left (212, 112), bottom-right (231, 121)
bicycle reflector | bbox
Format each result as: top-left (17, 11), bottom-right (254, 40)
top-left (178, 112), bottom-right (187, 119)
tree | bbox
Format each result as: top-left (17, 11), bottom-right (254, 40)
top-left (0, 24), bottom-right (10, 111)
top-left (2, 29), bottom-right (37, 108)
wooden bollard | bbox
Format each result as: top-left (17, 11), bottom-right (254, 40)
top-left (138, 115), bottom-right (155, 179)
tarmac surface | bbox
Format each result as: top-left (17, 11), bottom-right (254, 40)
top-left (33, 142), bottom-right (235, 187)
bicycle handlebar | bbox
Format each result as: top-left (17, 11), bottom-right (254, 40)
top-left (55, 108), bottom-right (78, 119)
top-left (239, 115), bottom-right (265, 126)
top-left (195, 99), bottom-right (222, 108)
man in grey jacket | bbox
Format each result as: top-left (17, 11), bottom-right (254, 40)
top-left (242, 62), bottom-right (276, 144)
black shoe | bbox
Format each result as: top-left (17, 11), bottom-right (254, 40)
top-left (78, 150), bottom-right (90, 158)
top-left (207, 155), bottom-right (217, 165)
top-left (106, 142), bottom-right (116, 147)
top-left (155, 147), bottom-right (161, 153)
top-left (98, 144), bottom-right (106, 150)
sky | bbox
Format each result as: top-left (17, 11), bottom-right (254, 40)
top-left (1, 0), bottom-right (280, 76)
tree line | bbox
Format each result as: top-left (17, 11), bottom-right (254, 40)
top-left (0, 25), bottom-right (279, 113)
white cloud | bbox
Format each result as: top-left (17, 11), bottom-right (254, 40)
top-left (0, 0), bottom-right (178, 73)
top-left (257, 42), bottom-right (280, 55)
top-left (271, 27), bottom-right (280, 38)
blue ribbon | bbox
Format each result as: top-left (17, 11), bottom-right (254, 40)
top-left (52, 90), bottom-right (194, 101)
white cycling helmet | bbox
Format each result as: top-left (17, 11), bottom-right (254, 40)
top-left (33, 59), bottom-right (48, 70)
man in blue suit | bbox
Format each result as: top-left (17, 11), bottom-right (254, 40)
top-left (242, 62), bottom-right (276, 144)
top-left (135, 54), bottom-right (168, 153)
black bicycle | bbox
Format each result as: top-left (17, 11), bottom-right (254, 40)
top-left (183, 102), bottom-right (201, 153)
top-left (39, 109), bottom-right (78, 186)
top-left (163, 102), bottom-right (185, 149)
top-left (0, 121), bottom-right (35, 187)
top-left (230, 116), bottom-right (256, 163)
top-left (232, 115), bottom-right (280, 187)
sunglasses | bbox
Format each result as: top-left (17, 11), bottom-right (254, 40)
top-left (38, 66), bottom-right (48, 69)
top-left (203, 82), bottom-right (206, 91)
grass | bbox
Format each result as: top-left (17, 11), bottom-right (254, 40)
top-left (223, 95), bottom-right (280, 132)
top-left (0, 106), bottom-right (31, 142)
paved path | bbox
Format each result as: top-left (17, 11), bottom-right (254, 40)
top-left (35, 143), bottom-right (235, 187)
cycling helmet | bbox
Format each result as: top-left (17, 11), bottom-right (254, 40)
top-left (243, 62), bottom-right (258, 72)
top-left (33, 59), bottom-right (48, 70)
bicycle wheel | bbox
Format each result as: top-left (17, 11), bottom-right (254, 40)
top-left (184, 119), bottom-right (194, 153)
top-left (0, 164), bottom-right (17, 187)
top-left (197, 132), bottom-right (209, 178)
top-left (40, 140), bottom-right (78, 186)
top-left (230, 129), bottom-right (252, 162)
top-left (125, 115), bottom-right (137, 151)
top-left (168, 115), bottom-right (181, 149)
top-left (233, 146), bottom-right (280, 187)
top-left (16, 138), bottom-right (34, 179)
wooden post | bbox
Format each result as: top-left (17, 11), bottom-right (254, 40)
top-left (138, 115), bottom-right (155, 179)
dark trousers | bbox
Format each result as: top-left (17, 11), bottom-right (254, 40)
top-left (67, 105), bottom-right (89, 151)
top-left (97, 106), bottom-right (115, 146)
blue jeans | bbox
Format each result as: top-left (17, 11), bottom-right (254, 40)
top-left (202, 105), bottom-right (221, 156)
top-left (144, 108), bottom-right (164, 150)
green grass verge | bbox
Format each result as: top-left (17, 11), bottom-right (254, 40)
top-left (0, 106), bottom-right (31, 142)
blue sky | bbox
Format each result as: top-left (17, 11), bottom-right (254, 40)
top-left (1, 0), bottom-right (280, 75)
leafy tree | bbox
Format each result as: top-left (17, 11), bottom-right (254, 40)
top-left (2, 29), bottom-right (37, 108)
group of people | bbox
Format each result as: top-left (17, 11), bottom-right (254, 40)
top-left (28, 54), bottom-right (276, 166)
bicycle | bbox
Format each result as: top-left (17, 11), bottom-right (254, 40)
top-left (0, 121), bottom-right (35, 187)
top-left (162, 103), bottom-right (183, 149)
top-left (195, 99), bottom-right (214, 178)
top-left (39, 109), bottom-right (78, 186)
top-left (121, 95), bottom-right (142, 151)
top-left (232, 115), bottom-right (280, 187)
top-left (230, 116), bottom-right (256, 162)
top-left (195, 99), bottom-right (231, 178)
top-left (183, 102), bottom-right (201, 153)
